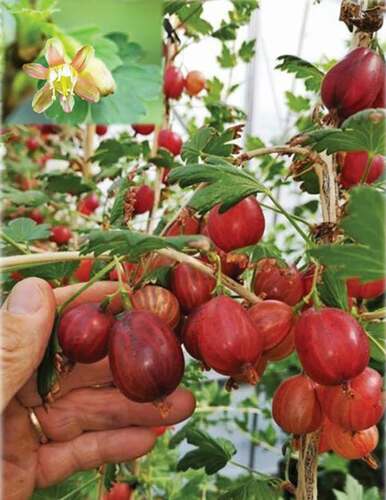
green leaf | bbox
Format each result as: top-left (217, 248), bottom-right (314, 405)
top-left (239, 40), bottom-right (256, 63)
top-left (276, 55), bottom-right (324, 92)
top-left (80, 230), bottom-right (201, 262)
top-left (110, 177), bottom-right (131, 226)
top-left (309, 187), bottom-right (385, 281)
top-left (219, 476), bottom-right (279, 500)
top-left (172, 3), bottom-right (213, 35)
top-left (212, 21), bottom-right (238, 41)
top-left (93, 138), bottom-right (142, 166)
top-left (1, 187), bottom-right (48, 207)
top-left (333, 474), bottom-right (364, 500)
top-left (364, 322), bottom-right (385, 362)
top-left (137, 265), bottom-right (172, 289)
top-left (305, 109), bottom-right (385, 156)
top-left (170, 161), bottom-right (265, 214)
top-left (37, 316), bottom-right (60, 400)
top-left (285, 91), bottom-right (310, 112)
top-left (3, 218), bottom-right (50, 242)
top-left (20, 262), bottom-right (78, 280)
top-left (235, 242), bottom-right (282, 262)
top-left (43, 171), bottom-right (94, 195)
top-left (217, 44), bottom-right (237, 68)
top-left (318, 268), bottom-right (348, 310)
top-left (181, 127), bottom-right (235, 163)
top-left (177, 428), bottom-right (236, 475)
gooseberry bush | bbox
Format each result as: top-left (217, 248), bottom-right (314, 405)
top-left (1, 1), bottom-right (385, 499)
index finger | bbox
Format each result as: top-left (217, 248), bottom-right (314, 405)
top-left (54, 281), bottom-right (123, 313)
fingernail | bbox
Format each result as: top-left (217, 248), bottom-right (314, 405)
top-left (7, 280), bottom-right (44, 314)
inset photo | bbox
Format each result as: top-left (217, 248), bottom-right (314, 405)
top-left (2, 0), bottom-right (163, 125)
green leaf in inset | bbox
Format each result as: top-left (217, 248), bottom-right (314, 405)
top-left (276, 55), bottom-right (324, 92)
top-left (285, 91), bottom-right (310, 112)
top-left (305, 109), bottom-right (385, 156)
top-left (239, 40), bottom-right (256, 63)
top-left (43, 171), bottom-right (94, 195)
top-left (3, 218), bottom-right (50, 242)
top-left (170, 161), bottom-right (264, 214)
top-left (177, 428), bottom-right (236, 475)
top-left (309, 187), bottom-right (385, 281)
top-left (218, 44), bottom-right (237, 68)
top-left (219, 476), bottom-right (279, 500)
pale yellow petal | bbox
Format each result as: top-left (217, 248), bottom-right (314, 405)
top-left (32, 83), bottom-right (55, 113)
top-left (23, 63), bottom-right (48, 80)
top-left (60, 94), bottom-right (75, 113)
top-left (74, 75), bottom-right (100, 103)
top-left (45, 38), bottom-right (65, 67)
top-left (71, 45), bottom-right (94, 73)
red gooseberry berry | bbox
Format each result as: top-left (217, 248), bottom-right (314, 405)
top-left (96, 124), bottom-right (108, 136)
top-left (185, 70), bottom-right (206, 96)
top-left (164, 65), bottom-right (185, 99)
top-left (346, 276), bottom-right (386, 299)
top-left (326, 420), bottom-right (379, 460)
top-left (108, 310), bottom-right (185, 403)
top-left (50, 226), bottom-right (72, 245)
top-left (294, 307), bottom-right (369, 386)
top-left (317, 367), bottom-right (385, 431)
top-left (158, 129), bottom-right (183, 156)
top-left (253, 258), bottom-right (304, 306)
top-left (132, 185), bottom-right (155, 214)
top-left (131, 285), bottom-right (181, 330)
top-left (248, 300), bottom-right (294, 352)
top-left (132, 124), bottom-right (155, 135)
top-left (74, 259), bottom-right (94, 282)
top-left (58, 303), bottom-right (115, 363)
top-left (170, 263), bottom-right (215, 313)
top-left (207, 197), bottom-right (265, 252)
top-left (272, 374), bottom-right (323, 435)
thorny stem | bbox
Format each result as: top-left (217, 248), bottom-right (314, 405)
top-left (265, 191), bottom-right (312, 245)
top-left (259, 201), bottom-right (312, 227)
top-left (238, 145), bottom-right (326, 167)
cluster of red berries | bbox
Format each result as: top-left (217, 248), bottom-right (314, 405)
top-left (321, 48), bottom-right (385, 188)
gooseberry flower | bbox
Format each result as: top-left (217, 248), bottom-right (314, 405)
top-left (23, 38), bottom-right (115, 114)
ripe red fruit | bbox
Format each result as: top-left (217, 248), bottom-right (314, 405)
top-left (181, 305), bottom-right (205, 361)
top-left (164, 65), bottom-right (185, 99)
top-left (58, 304), bottom-right (115, 363)
top-left (196, 295), bottom-right (263, 382)
top-left (346, 276), bottom-right (385, 299)
top-left (265, 326), bottom-right (295, 362)
top-left (74, 259), bottom-right (94, 282)
top-left (40, 124), bottom-right (60, 135)
top-left (96, 124), bottom-right (108, 136)
top-left (26, 137), bottom-right (40, 151)
top-left (317, 367), bottom-right (384, 431)
top-left (373, 71), bottom-right (385, 108)
top-left (132, 124), bottom-right (155, 135)
top-left (109, 310), bottom-right (185, 402)
top-left (78, 193), bottom-right (100, 215)
top-left (185, 70), bottom-right (206, 96)
top-left (248, 300), bottom-right (294, 352)
top-left (295, 307), bottom-right (369, 385)
top-left (321, 48), bottom-right (384, 120)
top-left (326, 420), bottom-right (379, 460)
top-left (11, 271), bottom-right (23, 282)
top-left (207, 197), bottom-right (265, 252)
top-left (339, 151), bottom-right (384, 188)
top-left (158, 129), bottom-right (183, 156)
top-left (165, 208), bottom-right (200, 236)
top-left (131, 285), bottom-right (181, 329)
top-left (50, 226), bottom-right (72, 245)
top-left (103, 482), bottom-right (132, 500)
top-left (170, 263), bottom-right (215, 313)
top-left (20, 176), bottom-right (38, 191)
top-left (253, 258), bottom-right (304, 306)
top-left (28, 209), bottom-right (44, 224)
top-left (272, 374), bottom-right (322, 434)
top-left (132, 185), bottom-right (155, 214)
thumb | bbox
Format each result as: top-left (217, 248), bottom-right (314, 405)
top-left (1, 278), bottom-right (56, 411)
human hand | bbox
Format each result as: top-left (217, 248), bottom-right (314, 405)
top-left (1, 278), bottom-right (195, 500)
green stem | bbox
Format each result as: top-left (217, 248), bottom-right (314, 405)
top-left (366, 331), bottom-right (386, 356)
top-left (265, 190), bottom-right (312, 245)
top-left (360, 154), bottom-right (374, 184)
top-left (58, 475), bottom-right (99, 500)
top-left (57, 257), bottom-right (123, 315)
top-left (229, 461), bottom-right (280, 484)
top-left (259, 201), bottom-right (312, 227)
top-left (0, 231), bottom-right (28, 255)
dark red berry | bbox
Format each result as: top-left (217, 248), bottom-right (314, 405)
top-left (96, 124), bottom-right (108, 136)
top-left (133, 185), bottom-right (155, 214)
top-left (185, 70), bottom-right (206, 96)
top-left (207, 197), bottom-right (265, 252)
top-left (26, 137), bottom-right (40, 151)
top-left (50, 226), bottom-right (72, 245)
top-left (131, 285), bottom-right (181, 329)
top-left (170, 263), bottom-right (215, 313)
top-left (78, 193), bottom-right (100, 215)
top-left (58, 303), bottom-right (115, 363)
top-left (132, 124), bottom-right (155, 135)
top-left (158, 129), bottom-right (183, 156)
top-left (346, 276), bottom-right (386, 299)
top-left (74, 259), bottom-right (94, 282)
top-left (164, 65), bottom-right (185, 99)
top-left (339, 151), bottom-right (384, 188)
top-left (28, 209), bottom-right (44, 224)
top-left (109, 310), bottom-right (185, 403)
